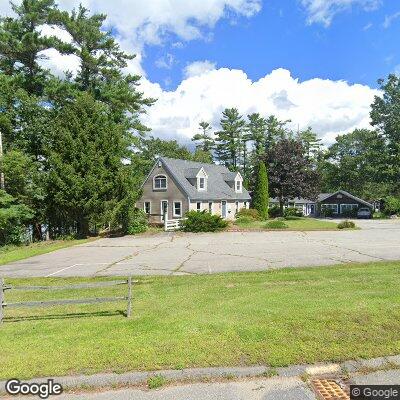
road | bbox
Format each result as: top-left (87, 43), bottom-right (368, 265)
top-left (1, 219), bottom-right (399, 277)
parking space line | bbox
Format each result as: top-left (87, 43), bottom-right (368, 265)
top-left (45, 264), bottom-right (80, 277)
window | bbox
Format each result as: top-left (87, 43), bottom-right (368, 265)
top-left (199, 177), bottom-right (205, 189)
top-left (236, 180), bottom-right (241, 192)
top-left (340, 204), bottom-right (358, 214)
top-left (322, 204), bottom-right (338, 214)
top-left (208, 202), bottom-right (213, 214)
top-left (244, 201), bottom-right (247, 209)
top-left (153, 175), bottom-right (167, 190)
top-left (173, 201), bottom-right (182, 217)
top-left (196, 202), bottom-right (201, 212)
top-left (144, 201), bottom-right (151, 214)
top-left (235, 201), bottom-right (239, 213)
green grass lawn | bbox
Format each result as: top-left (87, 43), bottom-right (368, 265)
top-left (0, 239), bottom-right (93, 266)
top-left (1, 261), bottom-right (400, 379)
top-left (234, 217), bottom-right (341, 231)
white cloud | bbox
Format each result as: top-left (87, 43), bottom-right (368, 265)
top-left (300, 0), bottom-right (381, 26)
top-left (383, 11), bottom-right (400, 28)
top-left (155, 53), bottom-right (175, 70)
top-left (141, 68), bottom-right (379, 146)
top-left (183, 60), bottom-right (217, 78)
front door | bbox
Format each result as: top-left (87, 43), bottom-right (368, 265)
top-left (221, 201), bottom-right (227, 219)
top-left (309, 204), bottom-right (315, 215)
top-left (161, 200), bottom-right (168, 221)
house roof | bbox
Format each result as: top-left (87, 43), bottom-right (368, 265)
top-left (319, 190), bottom-right (373, 207)
top-left (270, 190), bottom-right (373, 207)
top-left (159, 157), bottom-right (251, 201)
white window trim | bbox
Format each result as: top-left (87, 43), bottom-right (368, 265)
top-left (160, 200), bottom-right (168, 222)
top-left (234, 172), bottom-right (243, 193)
top-left (208, 201), bottom-right (213, 214)
top-left (198, 177), bottom-right (206, 191)
top-left (196, 202), bottom-right (202, 212)
top-left (322, 204), bottom-right (339, 214)
top-left (153, 174), bottom-right (168, 190)
top-left (340, 204), bottom-right (358, 214)
top-left (173, 201), bottom-right (182, 218)
top-left (143, 201), bottom-right (151, 214)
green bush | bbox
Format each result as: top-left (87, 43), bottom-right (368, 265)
top-left (181, 211), bottom-right (228, 232)
top-left (284, 215), bottom-right (302, 220)
top-left (284, 207), bottom-right (303, 217)
top-left (269, 205), bottom-right (282, 218)
top-left (265, 219), bottom-right (288, 229)
top-left (147, 375), bottom-right (167, 389)
top-left (337, 220), bottom-right (356, 229)
top-left (321, 207), bottom-right (334, 218)
top-left (373, 211), bottom-right (387, 219)
top-left (0, 191), bottom-right (33, 245)
top-left (235, 216), bottom-right (254, 224)
top-left (383, 196), bottom-right (400, 216)
top-left (235, 208), bottom-right (260, 221)
top-left (341, 208), bottom-right (358, 218)
top-left (127, 208), bottom-right (148, 234)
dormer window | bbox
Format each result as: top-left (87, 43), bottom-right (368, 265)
top-left (236, 180), bottom-right (241, 192)
top-left (195, 167), bottom-right (208, 191)
top-left (153, 175), bottom-right (167, 190)
top-left (234, 173), bottom-right (243, 193)
top-left (199, 177), bottom-right (205, 190)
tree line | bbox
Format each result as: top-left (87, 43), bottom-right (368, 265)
top-left (0, 0), bottom-right (399, 244)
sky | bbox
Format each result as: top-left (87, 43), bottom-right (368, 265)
top-left (1, 0), bottom-right (399, 146)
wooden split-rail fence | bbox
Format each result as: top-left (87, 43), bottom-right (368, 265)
top-left (0, 277), bottom-right (136, 324)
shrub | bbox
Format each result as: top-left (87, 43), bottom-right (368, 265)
top-left (127, 209), bottom-right (148, 234)
top-left (148, 375), bottom-right (167, 389)
top-left (269, 205), bottom-right (282, 218)
top-left (321, 207), bottom-right (334, 218)
top-left (235, 216), bottom-right (254, 224)
top-left (284, 207), bottom-right (303, 217)
top-left (373, 211), bottom-right (387, 219)
top-left (265, 219), bottom-right (288, 229)
top-left (253, 161), bottom-right (269, 219)
top-left (337, 220), bottom-right (356, 229)
top-left (235, 208), bottom-right (260, 221)
top-left (383, 196), bottom-right (400, 216)
top-left (0, 191), bottom-right (33, 245)
top-left (284, 215), bottom-right (302, 221)
top-left (341, 208), bottom-right (358, 218)
top-left (181, 211), bottom-right (228, 232)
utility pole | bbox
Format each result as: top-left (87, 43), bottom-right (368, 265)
top-left (0, 130), bottom-right (4, 190)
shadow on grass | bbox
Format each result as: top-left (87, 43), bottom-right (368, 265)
top-left (4, 309), bottom-right (126, 323)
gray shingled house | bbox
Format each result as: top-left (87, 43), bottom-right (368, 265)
top-left (270, 190), bottom-right (373, 217)
top-left (136, 157), bottom-right (251, 223)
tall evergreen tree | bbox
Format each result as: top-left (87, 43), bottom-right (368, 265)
top-left (46, 93), bottom-right (132, 237)
top-left (247, 113), bottom-right (268, 157)
top-left (265, 115), bottom-right (289, 151)
top-left (370, 74), bottom-right (400, 194)
top-left (297, 127), bottom-right (322, 161)
top-left (252, 161), bottom-right (269, 220)
top-left (214, 108), bottom-right (245, 170)
top-left (0, 0), bottom-right (67, 95)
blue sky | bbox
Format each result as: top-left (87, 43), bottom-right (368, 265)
top-left (143, 0), bottom-right (399, 90)
top-left (2, 0), bottom-right (398, 144)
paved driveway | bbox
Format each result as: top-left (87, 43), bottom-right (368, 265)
top-left (1, 219), bottom-right (400, 277)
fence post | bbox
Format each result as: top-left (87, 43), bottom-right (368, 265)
top-left (127, 276), bottom-right (132, 318)
top-left (0, 278), bottom-right (4, 324)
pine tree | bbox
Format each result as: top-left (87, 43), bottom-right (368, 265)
top-left (253, 161), bottom-right (269, 220)
top-left (214, 108), bottom-right (245, 170)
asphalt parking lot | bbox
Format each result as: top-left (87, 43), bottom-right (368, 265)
top-left (1, 219), bottom-right (400, 277)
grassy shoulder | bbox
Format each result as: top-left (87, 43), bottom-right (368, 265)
top-left (234, 217), bottom-right (341, 231)
top-left (0, 239), bottom-right (94, 266)
top-left (1, 260), bottom-right (400, 379)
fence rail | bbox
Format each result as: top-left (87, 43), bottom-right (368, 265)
top-left (0, 277), bottom-right (136, 324)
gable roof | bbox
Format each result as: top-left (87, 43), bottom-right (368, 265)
top-left (319, 190), bottom-right (373, 207)
top-left (269, 190), bottom-right (373, 207)
top-left (159, 157), bottom-right (251, 201)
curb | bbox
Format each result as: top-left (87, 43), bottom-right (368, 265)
top-left (1, 355), bottom-right (399, 394)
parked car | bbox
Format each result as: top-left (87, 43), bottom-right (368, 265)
top-left (357, 207), bottom-right (372, 219)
